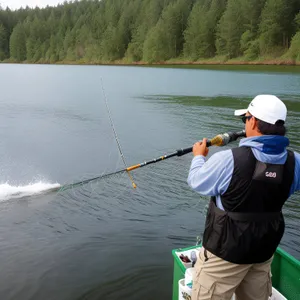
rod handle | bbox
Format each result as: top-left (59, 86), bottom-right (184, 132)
top-left (176, 140), bottom-right (212, 156)
top-left (176, 130), bottom-right (246, 157)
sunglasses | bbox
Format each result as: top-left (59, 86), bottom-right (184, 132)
top-left (241, 115), bottom-right (252, 124)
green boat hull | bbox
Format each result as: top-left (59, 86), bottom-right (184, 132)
top-left (172, 246), bottom-right (300, 300)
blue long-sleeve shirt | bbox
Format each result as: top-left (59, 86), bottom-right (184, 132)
top-left (187, 136), bottom-right (300, 210)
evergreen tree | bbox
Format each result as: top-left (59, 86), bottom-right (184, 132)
top-left (184, 0), bottom-right (226, 59)
top-left (143, 0), bottom-right (192, 62)
top-left (75, 24), bottom-right (90, 59)
top-left (287, 31), bottom-right (300, 61)
top-left (286, 13), bottom-right (300, 61)
top-left (184, 0), bottom-right (208, 60)
top-left (241, 0), bottom-right (266, 35)
top-left (143, 24), bottom-right (167, 62)
top-left (126, 0), bottom-right (166, 61)
top-left (259, 0), bottom-right (300, 55)
top-left (0, 23), bottom-right (6, 60)
top-left (100, 25), bottom-right (120, 61)
top-left (9, 23), bottom-right (27, 61)
top-left (239, 0), bottom-right (266, 59)
top-left (89, 5), bottom-right (106, 41)
top-left (216, 0), bottom-right (245, 58)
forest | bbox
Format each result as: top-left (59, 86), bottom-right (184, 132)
top-left (0, 0), bottom-right (300, 64)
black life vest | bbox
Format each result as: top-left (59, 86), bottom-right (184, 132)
top-left (202, 146), bottom-right (295, 264)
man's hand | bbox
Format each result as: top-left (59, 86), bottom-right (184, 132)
top-left (193, 138), bottom-right (209, 157)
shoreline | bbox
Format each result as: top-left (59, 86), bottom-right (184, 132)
top-left (2, 58), bottom-right (300, 67)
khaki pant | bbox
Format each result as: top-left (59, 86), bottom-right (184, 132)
top-left (192, 247), bottom-right (273, 300)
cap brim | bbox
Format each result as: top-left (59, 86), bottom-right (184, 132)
top-left (234, 109), bottom-right (247, 116)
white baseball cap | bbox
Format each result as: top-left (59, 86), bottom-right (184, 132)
top-left (234, 95), bottom-right (287, 124)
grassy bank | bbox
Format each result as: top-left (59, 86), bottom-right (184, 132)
top-left (3, 56), bottom-right (300, 74)
top-left (2, 55), bottom-right (300, 66)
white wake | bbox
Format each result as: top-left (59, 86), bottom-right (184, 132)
top-left (0, 182), bottom-right (61, 201)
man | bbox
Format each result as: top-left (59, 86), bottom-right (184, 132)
top-left (187, 95), bottom-right (300, 300)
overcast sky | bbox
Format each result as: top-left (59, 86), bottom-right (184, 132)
top-left (1, 0), bottom-right (64, 10)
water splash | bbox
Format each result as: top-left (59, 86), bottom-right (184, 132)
top-left (0, 181), bottom-right (61, 201)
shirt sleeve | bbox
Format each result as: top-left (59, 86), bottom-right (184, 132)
top-left (187, 149), bottom-right (234, 196)
top-left (290, 151), bottom-right (300, 195)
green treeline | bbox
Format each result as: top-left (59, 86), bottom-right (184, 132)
top-left (0, 0), bottom-right (300, 64)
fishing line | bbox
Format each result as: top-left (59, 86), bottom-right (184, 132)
top-left (100, 78), bottom-right (137, 189)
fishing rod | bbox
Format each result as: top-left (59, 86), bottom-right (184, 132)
top-left (59, 130), bottom-right (246, 192)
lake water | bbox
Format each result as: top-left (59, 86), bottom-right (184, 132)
top-left (0, 64), bottom-right (299, 300)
